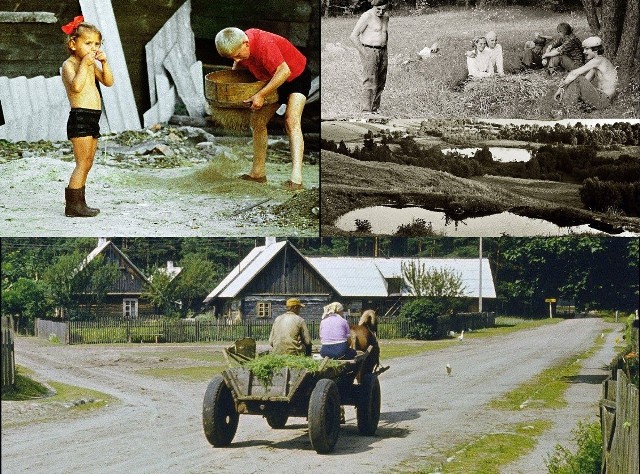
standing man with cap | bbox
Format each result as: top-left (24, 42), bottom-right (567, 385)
top-left (554, 36), bottom-right (618, 110)
top-left (269, 297), bottom-right (312, 355)
top-left (350, 0), bottom-right (390, 114)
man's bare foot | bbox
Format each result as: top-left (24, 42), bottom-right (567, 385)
top-left (239, 174), bottom-right (267, 183)
top-left (283, 180), bottom-right (303, 191)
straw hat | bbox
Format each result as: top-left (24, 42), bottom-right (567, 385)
top-left (286, 298), bottom-right (305, 308)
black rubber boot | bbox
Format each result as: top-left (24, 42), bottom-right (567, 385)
top-left (65, 187), bottom-right (99, 217)
top-left (79, 186), bottom-right (100, 215)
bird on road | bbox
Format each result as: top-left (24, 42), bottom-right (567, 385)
top-left (458, 330), bottom-right (465, 341)
top-left (448, 330), bottom-right (456, 338)
top-left (446, 363), bottom-right (452, 375)
top-left (601, 332), bottom-right (605, 339)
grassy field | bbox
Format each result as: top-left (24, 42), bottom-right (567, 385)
top-left (322, 6), bottom-right (640, 119)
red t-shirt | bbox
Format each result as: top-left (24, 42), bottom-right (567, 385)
top-left (238, 29), bottom-right (306, 82)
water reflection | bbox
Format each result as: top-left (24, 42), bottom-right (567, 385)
top-left (335, 206), bottom-right (629, 236)
top-left (441, 147), bottom-right (532, 163)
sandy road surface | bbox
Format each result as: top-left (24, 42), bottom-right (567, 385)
top-left (1, 319), bottom-right (621, 474)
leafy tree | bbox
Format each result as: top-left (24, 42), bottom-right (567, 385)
top-left (171, 253), bottom-right (219, 316)
top-left (42, 252), bottom-right (120, 320)
top-left (580, 0), bottom-right (639, 77)
top-left (143, 270), bottom-right (176, 317)
top-left (402, 260), bottom-right (466, 298)
top-left (1, 278), bottom-right (50, 333)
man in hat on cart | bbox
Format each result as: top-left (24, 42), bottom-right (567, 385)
top-left (269, 298), bottom-right (312, 356)
top-left (553, 36), bottom-right (618, 110)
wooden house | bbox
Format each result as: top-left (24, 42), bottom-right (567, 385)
top-left (204, 239), bottom-right (497, 321)
top-left (0, 0), bottom-right (319, 138)
top-left (69, 238), bottom-right (154, 319)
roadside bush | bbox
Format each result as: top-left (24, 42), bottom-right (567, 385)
top-left (546, 420), bottom-right (602, 474)
top-left (399, 298), bottom-right (447, 340)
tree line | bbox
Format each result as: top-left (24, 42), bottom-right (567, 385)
top-left (322, 132), bottom-right (640, 216)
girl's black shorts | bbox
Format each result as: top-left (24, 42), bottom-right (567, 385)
top-left (67, 108), bottom-right (102, 139)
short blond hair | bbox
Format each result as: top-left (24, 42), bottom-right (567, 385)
top-left (215, 27), bottom-right (247, 57)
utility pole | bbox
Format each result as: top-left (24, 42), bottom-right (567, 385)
top-left (478, 237), bottom-right (483, 313)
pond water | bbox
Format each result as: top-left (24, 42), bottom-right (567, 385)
top-left (441, 147), bottom-right (532, 163)
top-left (335, 206), bottom-right (626, 236)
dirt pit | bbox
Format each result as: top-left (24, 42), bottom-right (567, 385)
top-left (0, 123), bottom-right (319, 236)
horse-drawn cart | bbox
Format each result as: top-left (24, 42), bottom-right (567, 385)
top-left (202, 339), bottom-right (387, 454)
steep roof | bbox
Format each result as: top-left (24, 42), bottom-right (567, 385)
top-left (204, 241), bottom-right (288, 302)
top-left (79, 239), bottom-right (150, 285)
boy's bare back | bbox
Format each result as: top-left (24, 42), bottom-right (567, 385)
top-left (588, 56), bottom-right (618, 97)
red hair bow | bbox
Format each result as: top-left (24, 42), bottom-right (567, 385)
top-left (61, 16), bottom-right (84, 35)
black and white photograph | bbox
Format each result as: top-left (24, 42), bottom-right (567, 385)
top-left (321, 117), bottom-right (640, 236)
top-left (321, 0), bottom-right (639, 120)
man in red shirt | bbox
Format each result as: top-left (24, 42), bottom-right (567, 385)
top-left (216, 27), bottom-right (311, 190)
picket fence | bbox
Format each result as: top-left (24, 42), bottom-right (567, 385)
top-left (1, 316), bottom-right (16, 391)
top-left (34, 313), bottom-right (495, 345)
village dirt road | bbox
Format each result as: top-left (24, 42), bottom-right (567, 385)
top-left (1, 318), bottom-right (621, 474)
top-left (0, 127), bottom-right (319, 237)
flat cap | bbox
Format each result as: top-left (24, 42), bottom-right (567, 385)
top-left (582, 36), bottom-right (602, 48)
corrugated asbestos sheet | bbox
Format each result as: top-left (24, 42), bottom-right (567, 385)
top-left (0, 75), bottom-right (68, 141)
top-left (143, 0), bottom-right (206, 127)
top-left (203, 241), bottom-right (288, 302)
top-left (79, 0), bottom-right (141, 132)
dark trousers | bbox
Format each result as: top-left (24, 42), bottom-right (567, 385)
top-left (360, 46), bottom-right (387, 112)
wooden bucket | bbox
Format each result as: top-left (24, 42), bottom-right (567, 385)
top-left (204, 69), bottom-right (278, 108)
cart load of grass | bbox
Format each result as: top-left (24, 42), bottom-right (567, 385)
top-left (464, 73), bottom-right (551, 117)
top-left (245, 354), bottom-right (342, 386)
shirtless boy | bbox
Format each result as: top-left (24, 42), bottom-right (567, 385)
top-left (554, 36), bottom-right (618, 110)
top-left (350, 0), bottom-right (389, 113)
top-left (61, 17), bottom-right (114, 217)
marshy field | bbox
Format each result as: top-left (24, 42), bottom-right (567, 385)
top-left (321, 6), bottom-right (640, 120)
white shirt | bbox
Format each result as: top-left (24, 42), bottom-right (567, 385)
top-left (486, 43), bottom-right (505, 75)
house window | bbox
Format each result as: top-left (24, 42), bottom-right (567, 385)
top-left (123, 298), bottom-right (138, 319)
top-left (256, 301), bottom-right (271, 318)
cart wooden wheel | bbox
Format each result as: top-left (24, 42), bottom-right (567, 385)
top-left (356, 373), bottom-right (380, 436)
top-left (308, 378), bottom-right (341, 454)
top-left (265, 411), bottom-right (289, 429)
top-left (202, 376), bottom-right (239, 446)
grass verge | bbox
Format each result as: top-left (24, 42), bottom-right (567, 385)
top-left (489, 331), bottom-right (605, 411)
top-left (417, 420), bottom-right (552, 474)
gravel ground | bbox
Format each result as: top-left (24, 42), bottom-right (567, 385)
top-left (1, 318), bottom-right (622, 474)
top-left (0, 126), bottom-right (319, 237)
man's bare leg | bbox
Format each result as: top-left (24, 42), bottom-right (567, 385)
top-left (284, 93), bottom-right (307, 187)
top-left (248, 104), bottom-right (278, 180)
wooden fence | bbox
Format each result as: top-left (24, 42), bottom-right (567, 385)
top-left (1, 316), bottom-right (16, 391)
top-left (35, 318), bottom-right (69, 344)
top-left (33, 313), bottom-right (495, 345)
top-left (601, 369), bottom-right (639, 474)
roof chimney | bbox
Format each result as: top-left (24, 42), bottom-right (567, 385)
top-left (265, 237), bottom-right (277, 247)
top-left (98, 237), bottom-right (108, 246)
top-left (167, 260), bottom-right (174, 271)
